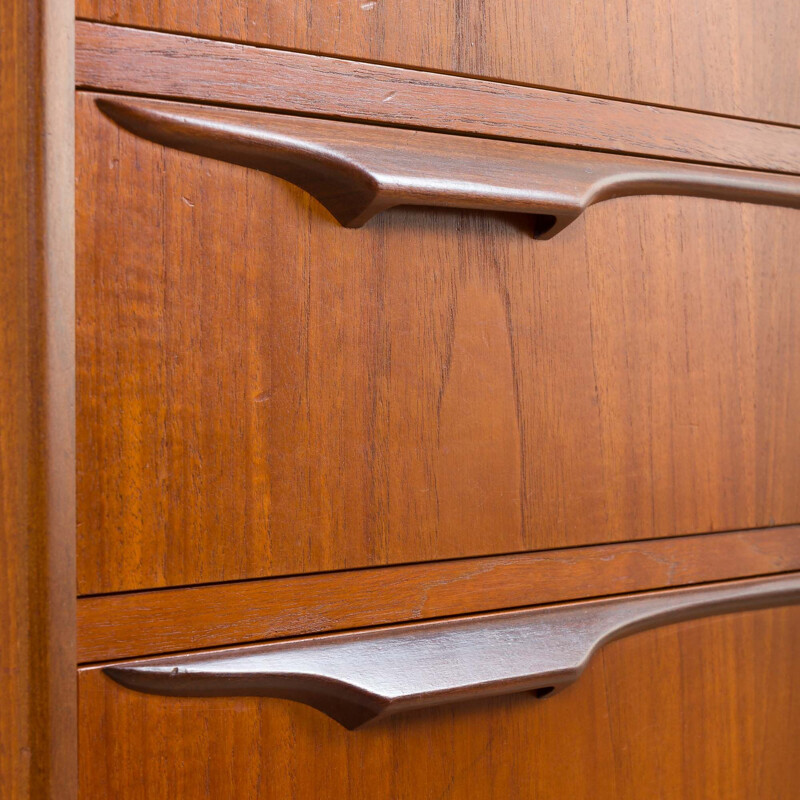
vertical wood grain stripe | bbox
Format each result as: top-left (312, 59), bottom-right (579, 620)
top-left (78, 527), bottom-right (800, 662)
top-left (75, 22), bottom-right (800, 174)
top-left (1, 1), bottom-right (76, 797)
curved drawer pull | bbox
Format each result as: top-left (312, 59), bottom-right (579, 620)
top-left (96, 97), bottom-right (800, 239)
top-left (105, 573), bottom-right (800, 729)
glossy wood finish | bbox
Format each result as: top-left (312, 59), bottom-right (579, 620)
top-left (75, 1), bottom-right (800, 125)
top-left (0, 1), bottom-right (76, 798)
top-left (96, 97), bottom-right (800, 240)
top-left (77, 92), bottom-right (800, 594)
top-left (103, 573), bottom-right (800, 730)
top-left (73, 4), bottom-right (800, 796)
top-left (78, 527), bottom-right (800, 663)
top-left (80, 605), bottom-right (800, 798)
top-left (75, 23), bottom-right (800, 175)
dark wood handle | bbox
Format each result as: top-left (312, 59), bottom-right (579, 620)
top-left (105, 573), bottom-right (800, 729)
top-left (95, 97), bottom-right (800, 239)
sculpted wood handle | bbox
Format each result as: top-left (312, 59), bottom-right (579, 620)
top-left (95, 97), bottom-right (800, 239)
top-left (105, 573), bottom-right (800, 729)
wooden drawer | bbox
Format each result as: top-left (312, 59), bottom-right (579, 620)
top-left (76, 91), bottom-right (800, 594)
top-left (74, 0), bottom-right (800, 126)
top-left (79, 590), bottom-right (800, 799)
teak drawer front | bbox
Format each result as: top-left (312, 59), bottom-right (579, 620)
top-left (80, 604), bottom-right (800, 799)
top-left (77, 92), bottom-right (800, 594)
top-left (75, 0), bottom-right (800, 126)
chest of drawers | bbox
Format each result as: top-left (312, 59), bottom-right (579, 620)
top-left (4, 2), bottom-right (800, 798)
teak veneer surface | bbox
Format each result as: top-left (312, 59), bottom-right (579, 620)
top-left (69, 4), bottom-right (800, 799)
top-left (79, 605), bottom-right (800, 799)
top-left (0, 0), bottom-right (76, 798)
top-left (75, 0), bottom-right (800, 126)
top-left (75, 23), bottom-right (800, 176)
top-left (77, 92), bottom-right (800, 594)
top-left (78, 527), bottom-right (800, 662)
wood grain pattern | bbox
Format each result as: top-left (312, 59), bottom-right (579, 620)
top-left (76, 91), bottom-right (800, 594)
top-left (103, 573), bottom-right (800, 729)
top-left (75, 22), bottom-right (800, 175)
top-left (78, 527), bottom-right (800, 663)
top-left (74, 1), bottom-right (800, 126)
top-left (80, 605), bottom-right (800, 798)
top-left (0, 1), bottom-right (75, 798)
top-left (96, 96), bottom-right (800, 240)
